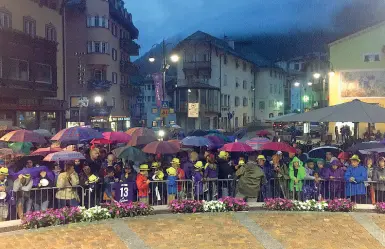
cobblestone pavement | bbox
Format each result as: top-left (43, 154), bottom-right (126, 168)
top-left (249, 212), bottom-right (385, 249)
top-left (1, 212), bottom-right (384, 249)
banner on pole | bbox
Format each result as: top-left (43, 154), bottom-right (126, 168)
top-left (152, 72), bottom-right (163, 108)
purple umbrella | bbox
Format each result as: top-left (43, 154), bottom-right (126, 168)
top-left (51, 127), bottom-right (103, 143)
top-left (181, 136), bottom-right (212, 147)
top-left (206, 135), bottom-right (225, 149)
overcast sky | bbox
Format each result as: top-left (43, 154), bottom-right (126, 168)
top-left (126, 0), bottom-right (352, 56)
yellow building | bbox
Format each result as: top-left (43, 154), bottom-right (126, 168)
top-left (0, 0), bottom-right (65, 132)
top-left (329, 21), bottom-right (385, 137)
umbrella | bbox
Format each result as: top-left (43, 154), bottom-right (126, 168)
top-left (33, 129), bottom-right (52, 137)
top-left (260, 142), bottom-right (296, 153)
top-left (30, 147), bottom-right (62, 157)
top-left (51, 127), bottom-right (103, 143)
top-left (91, 138), bottom-right (113, 144)
top-left (308, 146), bottom-right (342, 159)
top-left (168, 139), bottom-right (181, 148)
top-left (0, 125), bottom-right (20, 131)
top-left (207, 133), bottom-right (231, 142)
top-left (245, 137), bottom-right (270, 150)
top-left (127, 135), bottom-right (157, 146)
top-left (216, 129), bottom-right (226, 133)
top-left (219, 142), bottom-right (254, 152)
top-left (234, 128), bottom-right (247, 140)
top-left (171, 124), bottom-right (182, 129)
top-left (103, 132), bottom-right (131, 143)
top-left (181, 136), bottom-right (212, 147)
top-left (187, 130), bottom-right (209, 137)
top-left (142, 141), bottom-right (180, 154)
top-left (256, 130), bottom-right (272, 136)
top-left (347, 142), bottom-right (385, 152)
top-left (1, 130), bottom-right (46, 144)
top-left (112, 146), bottom-right (147, 162)
top-left (126, 127), bottom-right (155, 137)
top-left (9, 142), bottom-right (33, 154)
top-left (206, 136), bottom-right (225, 149)
top-left (43, 151), bottom-right (85, 161)
top-left (0, 148), bottom-right (13, 157)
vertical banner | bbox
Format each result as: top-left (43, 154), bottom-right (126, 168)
top-left (152, 72), bottom-right (163, 108)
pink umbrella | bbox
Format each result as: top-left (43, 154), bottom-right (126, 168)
top-left (142, 141), bottom-right (180, 155)
top-left (43, 151), bottom-right (85, 161)
top-left (245, 137), bottom-right (270, 150)
top-left (91, 138), bottom-right (113, 144)
top-left (219, 142), bottom-right (254, 152)
top-left (168, 140), bottom-right (181, 148)
top-left (31, 147), bottom-right (63, 157)
top-left (0, 130), bottom-right (46, 144)
top-left (259, 142), bottom-right (296, 153)
top-left (102, 132), bottom-right (131, 143)
top-left (256, 130), bottom-right (272, 136)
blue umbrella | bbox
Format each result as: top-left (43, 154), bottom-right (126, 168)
top-left (187, 130), bottom-right (209, 137)
top-left (181, 136), bottom-right (212, 147)
top-left (51, 127), bottom-right (103, 143)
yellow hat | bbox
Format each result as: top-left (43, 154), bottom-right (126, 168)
top-left (350, 155), bottom-right (361, 162)
top-left (166, 167), bottom-right (177, 176)
top-left (23, 174), bottom-right (31, 179)
top-left (257, 155), bottom-right (266, 161)
top-left (151, 162), bottom-right (160, 168)
top-left (139, 164), bottom-right (150, 171)
top-left (194, 161), bottom-right (203, 169)
top-left (88, 174), bottom-right (99, 184)
top-left (0, 167), bottom-right (8, 176)
top-left (218, 151), bottom-right (229, 159)
top-left (155, 170), bottom-right (164, 180)
top-left (239, 160), bottom-right (245, 165)
top-left (171, 158), bottom-right (180, 165)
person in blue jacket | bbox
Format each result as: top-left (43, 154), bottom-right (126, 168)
top-left (344, 155), bottom-right (368, 203)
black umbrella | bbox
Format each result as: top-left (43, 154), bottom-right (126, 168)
top-left (347, 142), bottom-right (385, 152)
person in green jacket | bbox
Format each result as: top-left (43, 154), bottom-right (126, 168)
top-left (289, 157), bottom-right (306, 201)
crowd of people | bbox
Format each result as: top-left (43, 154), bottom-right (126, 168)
top-left (1, 141), bottom-right (385, 221)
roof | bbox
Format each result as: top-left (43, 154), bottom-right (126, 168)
top-left (329, 20), bottom-right (385, 47)
top-left (175, 31), bottom-right (273, 68)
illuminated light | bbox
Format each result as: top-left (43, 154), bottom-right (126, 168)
top-left (313, 73), bottom-right (321, 79)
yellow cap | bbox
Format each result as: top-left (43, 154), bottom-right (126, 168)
top-left (0, 167), bottom-right (8, 176)
top-left (151, 162), bottom-right (160, 168)
top-left (171, 158), bottom-right (180, 165)
top-left (166, 167), bottom-right (177, 176)
top-left (155, 170), bottom-right (164, 180)
top-left (139, 164), bottom-right (149, 171)
top-left (257, 155), bottom-right (266, 161)
top-left (218, 151), bottom-right (228, 159)
top-left (23, 174), bottom-right (31, 179)
top-left (239, 160), bottom-right (245, 165)
top-left (88, 174), bottom-right (99, 184)
top-left (194, 161), bottom-right (203, 169)
top-left (350, 155), bottom-right (361, 162)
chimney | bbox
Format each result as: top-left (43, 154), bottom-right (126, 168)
top-left (223, 35), bottom-right (235, 50)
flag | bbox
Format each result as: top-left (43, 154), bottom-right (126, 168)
top-left (152, 72), bottom-right (163, 108)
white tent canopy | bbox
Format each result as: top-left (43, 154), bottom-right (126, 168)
top-left (267, 113), bottom-right (297, 121)
top-left (273, 99), bottom-right (385, 123)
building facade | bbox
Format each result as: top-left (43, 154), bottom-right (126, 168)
top-left (0, 0), bottom-right (66, 132)
top-left (64, 0), bottom-right (139, 131)
top-left (329, 21), bottom-right (385, 136)
top-left (172, 31), bottom-right (285, 131)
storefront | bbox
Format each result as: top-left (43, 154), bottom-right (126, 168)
top-left (109, 116), bottom-right (130, 131)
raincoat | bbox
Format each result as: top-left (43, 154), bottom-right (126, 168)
top-left (289, 157), bottom-right (306, 192)
top-left (344, 164), bottom-right (367, 197)
top-left (236, 161), bottom-right (265, 198)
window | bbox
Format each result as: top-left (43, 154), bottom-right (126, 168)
top-left (23, 17), bottom-right (36, 36)
top-left (121, 75), bottom-right (125, 84)
top-left (94, 42), bottom-right (101, 53)
top-left (35, 63), bottom-right (52, 83)
top-left (243, 97), bottom-right (248, 106)
top-left (94, 15), bottom-right (100, 27)
top-left (243, 80), bottom-right (247, 89)
top-left (259, 101), bottom-right (265, 110)
top-left (224, 54), bottom-right (227, 65)
top-left (274, 84), bottom-right (277, 93)
top-left (87, 41), bottom-right (109, 54)
top-left (9, 59), bottom-right (29, 81)
top-left (111, 22), bottom-right (118, 36)
top-left (235, 60), bottom-right (239, 69)
top-left (152, 85), bottom-right (155, 90)
top-left (364, 53), bottom-right (381, 62)
top-left (94, 69), bottom-right (106, 80)
top-left (234, 96), bottom-right (240, 107)
top-left (224, 74), bottom-right (227, 86)
top-left (203, 54), bottom-right (208, 61)
top-left (152, 96), bottom-right (155, 102)
top-left (112, 97), bottom-right (116, 108)
top-left (294, 63), bottom-right (300, 70)
top-left (270, 84), bottom-right (273, 94)
top-left (121, 99), bottom-right (125, 110)
top-left (147, 96), bottom-right (151, 102)
top-left (0, 10), bottom-right (11, 28)
top-left (112, 48), bottom-right (117, 61)
top-left (112, 72), bottom-right (117, 84)
top-left (45, 24), bottom-right (57, 41)
top-left (235, 77), bottom-right (239, 88)
top-left (242, 62), bottom-right (247, 71)
top-left (101, 42), bottom-right (108, 53)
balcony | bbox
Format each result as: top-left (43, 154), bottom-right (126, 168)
top-left (108, 1), bottom-right (139, 39)
top-left (120, 61), bottom-right (139, 75)
top-left (174, 85), bottom-right (220, 114)
top-left (183, 61), bottom-right (212, 77)
top-left (120, 39), bottom-right (140, 56)
top-left (87, 79), bottom-right (112, 92)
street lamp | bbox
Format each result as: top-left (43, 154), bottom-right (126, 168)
top-left (328, 70), bottom-right (335, 77)
top-left (170, 54), bottom-right (180, 63)
top-left (307, 82), bottom-right (313, 86)
top-left (294, 82), bottom-right (300, 87)
top-left (94, 95), bottom-right (102, 104)
top-left (148, 57), bottom-right (155, 63)
top-left (313, 73), bottom-right (321, 79)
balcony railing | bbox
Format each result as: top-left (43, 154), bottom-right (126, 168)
top-left (120, 39), bottom-right (140, 56)
top-left (183, 61), bottom-right (211, 70)
top-left (87, 79), bottom-right (112, 92)
top-left (120, 61), bottom-right (139, 75)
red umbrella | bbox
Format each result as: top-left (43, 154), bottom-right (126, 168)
top-left (31, 147), bottom-right (62, 157)
top-left (256, 130), bottom-right (272, 136)
top-left (102, 132), bottom-right (131, 143)
top-left (142, 141), bottom-right (179, 154)
top-left (220, 142), bottom-right (254, 152)
top-left (0, 130), bottom-right (46, 144)
top-left (126, 127), bottom-right (155, 137)
top-left (127, 135), bottom-right (157, 146)
top-left (260, 142), bottom-right (296, 153)
top-left (91, 138), bottom-right (113, 144)
top-left (168, 139), bottom-right (181, 148)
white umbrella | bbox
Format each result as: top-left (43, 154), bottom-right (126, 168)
top-left (171, 124), bottom-right (182, 129)
top-left (34, 129), bottom-right (52, 137)
top-left (43, 151), bottom-right (85, 161)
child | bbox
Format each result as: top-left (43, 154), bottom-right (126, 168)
top-left (166, 167), bottom-right (177, 204)
top-left (192, 161), bottom-right (204, 200)
top-left (305, 159), bottom-right (315, 180)
top-left (136, 164), bottom-right (150, 204)
top-left (204, 154), bottom-right (218, 200)
top-left (0, 167), bottom-right (13, 221)
top-left (289, 157), bottom-right (305, 201)
top-left (171, 158), bottom-right (186, 199)
top-left (13, 174), bottom-right (33, 219)
top-left (103, 167), bottom-right (115, 202)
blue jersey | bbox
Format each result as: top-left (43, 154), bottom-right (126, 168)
top-left (113, 182), bottom-right (135, 203)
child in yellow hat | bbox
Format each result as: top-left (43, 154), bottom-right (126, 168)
top-left (166, 167), bottom-right (177, 204)
top-left (136, 164), bottom-right (150, 204)
top-left (0, 167), bottom-right (12, 221)
top-left (193, 161), bottom-right (204, 200)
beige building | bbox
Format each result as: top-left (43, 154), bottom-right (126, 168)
top-left (173, 31), bottom-right (285, 131)
top-left (64, 0), bottom-right (139, 131)
top-left (0, 0), bottom-right (66, 132)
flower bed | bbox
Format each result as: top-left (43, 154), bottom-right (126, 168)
top-left (375, 202), bottom-right (385, 214)
top-left (168, 197), bottom-right (249, 213)
top-left (22, 201), bottom-right (154, 229)
top-left (263, 198), bottom-right (356, 212)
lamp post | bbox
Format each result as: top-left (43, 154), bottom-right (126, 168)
top-left (313, 60), bottom-right (335, 108)
top-left (293, 81), bottom-right (312, 112)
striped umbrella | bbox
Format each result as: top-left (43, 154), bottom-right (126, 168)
top-left (31, 147), bottom-right (63, 157)
top-left (43, 151), bottom-right (85, 162)
top-left (245, 137), bottom-right (270, 150)
top-left (51, 127), bottom-right (103, 143)
top-left (1, 130), bottom-right (46, 144)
